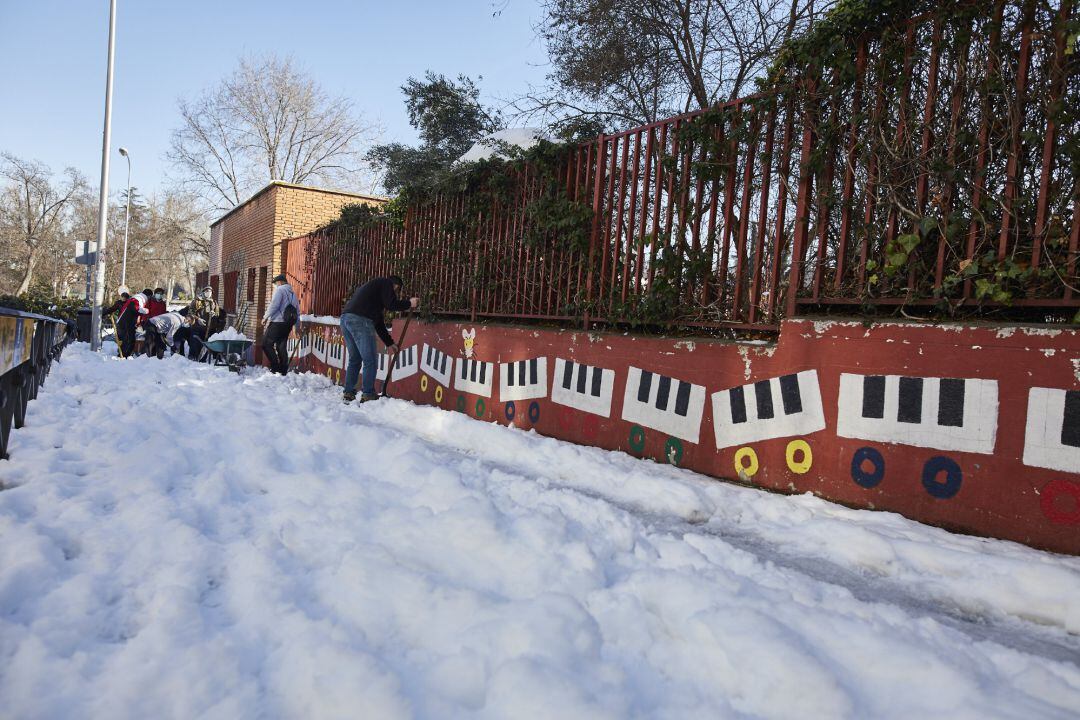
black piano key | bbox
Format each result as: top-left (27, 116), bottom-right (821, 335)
top-left (479, 362), bottom-right (486, 385)
top-left (506, 364), bottom-right (515, 386)
top-left (754, 380), bottom-right (774, 420)
top-left (637, 371), bottom-right (653, 403)
top-left (529, 358), bottom-right (538, 385)
top-left (519, 360), bottom-right (526, 386)
top-left (591, 367), bottom-right (602, 397)
top-left (938, 378), bottom-right (965, 427)
top-left (656, 375), bottom-right (671, 411)
top-left (460, 360), bottom-right (467, 379)
top-left (440, 353), bottom-right (447, 376)
top-left (563, 360), bottom-right (574, 389)
top-left (729, 386), bottom-right (747, 424)
top-left (576, 364), bottom-right (588, 393)
top-left (779, 374), bottom-right (802, 415)
top-left (426, 345), bottom-right (433, 365)
top-left (674, 381), bottom-right (690, 417)
top-left (1062, 391), bottom-right (1080, 448)
top-left (862, 376), bottom-right (885, 418)
top-left (470, 360), bottom-right (478, 382)
top-left (897, 376), bottom-right (923, 424)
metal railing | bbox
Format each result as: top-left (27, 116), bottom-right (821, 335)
top-left (0, 308), bottom-right (73, 460)
top-left (282, 0), bottom-right (1077, 330)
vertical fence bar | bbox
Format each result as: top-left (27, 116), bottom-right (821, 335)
top-left (1033, 0), bottom-right (1071, 273)
top-left (963, 0), bottom-right (1007, 299)
top-left (767, 93), bottom-right (796, 324)
top-left (622, 131), bottom-right (642, 305)
top-left (749, 101), bottom-right (778, 325)
top-left (787, 76), bottom-right (818, 319)
top-left (996, 0), bottom-right (1036, 261)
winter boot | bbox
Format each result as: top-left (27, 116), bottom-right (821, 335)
top-left (360, 393), bottom-right (380, 403)
top-left (343, 391), bottom-right (357, 404)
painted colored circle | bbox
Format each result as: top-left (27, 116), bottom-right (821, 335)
top-left (922, 455), bottom-right (962, 499)
top-left (785, 439), bottom-right (813, 474)
top-left (475, 398), bottom-right (486, 418)
top-left (851, 446), bottom-right (885, 489)
top-left (734, 447), bottom-right (759, 478)
top-left (1040, 479), bottom-right (1080, 525)
top-left (628, 424), bottom-right (646, 452)
top-left (664, 437), bottom-right (684, 466)
top-left (457, 394), bottom-right (466, 412)
top-left (420, 374), bottom-right (429, 392)
top-left (528, 401), bottom-right (541, 423)
top-left (434, 386), bottom-right (444, 403)
top-left (505, 401), bottom-right (516, 421)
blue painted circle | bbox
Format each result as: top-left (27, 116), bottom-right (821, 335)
top-left (505, 401), bottom-right (516, 421)
top-left (528, 401), bottom-right (541, 423)
top-left (851, 446), bottom-right (885, 489)
top-left (922, 456), bottom-right (962, 499)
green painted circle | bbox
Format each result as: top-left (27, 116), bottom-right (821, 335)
top-left (628, 424), bottom-right (646, 452)
top-left (475, 398), bottom-right (486, 418)
top-left (456, 394), bottom-right (466, 412)
top-left (664, 437), bottom-right (684, 466)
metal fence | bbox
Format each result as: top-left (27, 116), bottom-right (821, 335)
top-left (0, 308), bottom-right (72, 459)
top-left (284, 0), bottom-right (1078, 330)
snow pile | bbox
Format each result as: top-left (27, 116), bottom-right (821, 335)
top-left (206, 327), bottom-right (249, 342)
top-left (299, 314), bottom-right (340, 326)
top-left (1, 345), bottom-right (1079, 719)
top-left (457, 128), bottom-right (550, 164)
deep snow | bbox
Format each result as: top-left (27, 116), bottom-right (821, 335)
top-left (1, 345), bottom-right (1079, 719)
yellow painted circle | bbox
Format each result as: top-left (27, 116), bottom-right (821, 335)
top-left (420, 374), bottom-right (429, 392)
top-left (785, 439), bottom-right (813, 474)
top-left (435, 386), bottom-right (444, 403)
top-left (734, 447), bottom-right (759, 479)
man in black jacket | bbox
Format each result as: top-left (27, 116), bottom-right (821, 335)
top-left (340, 275), bottom-right (418, 403)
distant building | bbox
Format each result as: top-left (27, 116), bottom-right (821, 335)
top-left (204, 181), bottom-right (385, 350)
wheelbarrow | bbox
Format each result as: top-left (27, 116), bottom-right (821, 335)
top-left (202, 338), bottom-right (253, 372)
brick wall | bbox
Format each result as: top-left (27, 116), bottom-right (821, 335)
top-left (209, 182), bottom-right (385, 345)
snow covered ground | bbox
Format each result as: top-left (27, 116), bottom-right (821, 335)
top-left (2, 345), bottom-right (1080, 719)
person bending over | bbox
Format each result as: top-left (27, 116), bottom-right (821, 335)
top-left (339, 275), bottom-right (418, 403)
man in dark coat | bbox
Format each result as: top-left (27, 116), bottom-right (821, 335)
top-left (340, 275), bottom-right (418, 403)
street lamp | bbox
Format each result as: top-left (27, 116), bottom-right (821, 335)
top-left (118, 147), bottom-right (131, 286)
top-left (89, 0), bottom-right (117, 352)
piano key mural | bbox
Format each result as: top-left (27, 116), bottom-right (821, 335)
top-left (376, 345), bottom-right (419, 382)
top-left (550, 358), bottom-right (616, 418)
top-left (499, 358), bottom-right (547, 402)
top-left (420, 343), bottom-right (454, 389)
top-left (621, 367), bottom-right (706, 444)
top-left (836, 374), bottom-right (999, 455)
top-left (292, 316), bottom-right (1080, 554)
top-left (712, 371), bottom-right (826, 448)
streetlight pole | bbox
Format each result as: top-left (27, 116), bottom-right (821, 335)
top-left (119, 147), bottom-right (131, 287)
top-left (89, 0), bottom-right (117, 352)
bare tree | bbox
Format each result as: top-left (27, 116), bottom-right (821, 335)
top-left (0, 154), bottom-right (85, 295)
top-left (168, 55), bottom-right (380, 212)
top-left (511, 0), bottom-right (825, 131)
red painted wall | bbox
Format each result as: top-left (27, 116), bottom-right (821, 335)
top-left (292, 317), bottom-right (1080, 555)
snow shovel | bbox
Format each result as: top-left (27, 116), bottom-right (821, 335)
top-left (110, 316), bottom-right (125, 359)
top-left (381, 311), bottom-right (413, 398)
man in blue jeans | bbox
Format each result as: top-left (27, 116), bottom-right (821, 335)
top-left (340, 275), bottom-right (419, 403)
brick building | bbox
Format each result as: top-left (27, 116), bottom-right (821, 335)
top-left (202, 181), bottom-right (385, 351)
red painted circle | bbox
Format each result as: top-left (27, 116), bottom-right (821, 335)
top-left (1040, 479), bottom-right (1080, 525)
top-left (581, 414), bottom-right (599, 440)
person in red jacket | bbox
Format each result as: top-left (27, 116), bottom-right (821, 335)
top-left (146, 288), bottom-right (167, 319)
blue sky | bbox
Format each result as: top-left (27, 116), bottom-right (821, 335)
top-left (0, 0), bottom-right (549, 197)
